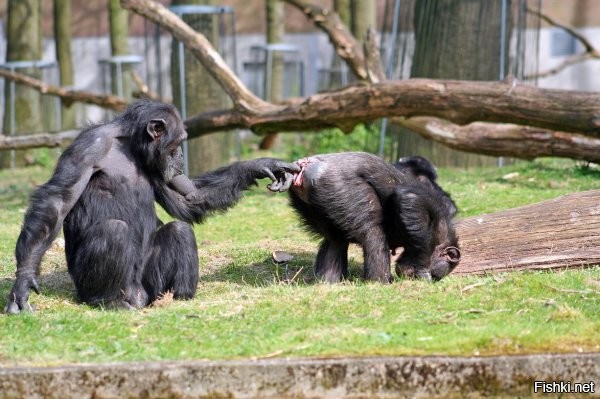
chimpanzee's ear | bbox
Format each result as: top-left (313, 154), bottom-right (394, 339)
top-left (443, 246), bottom-right (461, 264)
top-left (147, 119), bottom-right (167, 140)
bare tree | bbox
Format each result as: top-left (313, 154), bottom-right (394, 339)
top-left (54, 0), bottom-right (77, 129)
top-left (1, 0), bottom-right (44, 168)
top-left (259, 0), bottom-right (286, 149)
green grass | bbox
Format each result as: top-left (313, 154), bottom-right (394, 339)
top-left (0, 158), bottom-right (599, 366)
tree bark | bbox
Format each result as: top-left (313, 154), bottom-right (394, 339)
top-left (54, 0), bottom-right (77, 129)
top-left (398, 0), bottom-right (513, 167)
top-left (260, 0), bottom-right (286, 149)
top-left (454, 190), bottom-right (600, 274)
top-left (108, 0), bottom-right (135, 99)
top-left (1, 0), bottom-right (44, 168)
top-left (351, 0), bottom-right (376, 44)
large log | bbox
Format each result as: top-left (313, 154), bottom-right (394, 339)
top-left (454, 190), bottom-right (600, 274)
top-left (395, 117), bottom-right (600, 164)
top-left (184, 79), bottom-right (600, 137)
top-left (0, 130), bottom-right (79, 150)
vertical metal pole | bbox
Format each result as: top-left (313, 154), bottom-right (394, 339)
top-left (178, 40), bottom-right (189, 176)
top-left (499, 0), bottom-right (507, 81)
top-left (156, 23), bottom-right (163, 98)
top-left (55, 65), bottom-right (62, 131)
top-left (116, 60), bottom-right (123, 98)
top-left (144, 18), bottom-right (151, 86)
top-left (498, 0), bottom-right (508, 167)
top-left (9, 66), bottom-right (16, 168)
top-left (265, 48), bottom-right (273, 101)
top-left (231, 12), bottom-right (242, 161)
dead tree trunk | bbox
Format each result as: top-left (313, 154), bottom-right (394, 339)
top-left (454, 190), bottom-right (600, 274)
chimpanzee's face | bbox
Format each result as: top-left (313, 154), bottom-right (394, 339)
top-left (395, 242), bottom-right (461, 282)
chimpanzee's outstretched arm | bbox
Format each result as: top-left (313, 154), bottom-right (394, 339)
top-left (5, 129), bottom-right (110, 314)
top-left (154, 158), bottom-right (300, 223)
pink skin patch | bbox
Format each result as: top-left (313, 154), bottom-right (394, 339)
top-left (293, 158), bottom-right (311, 187)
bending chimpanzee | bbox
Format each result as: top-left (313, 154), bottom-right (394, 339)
top-left (5, 101), bottom-right (299, 314)
top-left (282, 152), bottom-right (460, 283)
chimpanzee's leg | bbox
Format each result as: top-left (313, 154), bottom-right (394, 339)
top-left (361, 227), bottom-right (391, 282)
top-left (67, 219), bottom-right (147, 309)
top-left (314, 238), bottom-right (349, 283)
top-left (142, 221), bottom-right (199, 303)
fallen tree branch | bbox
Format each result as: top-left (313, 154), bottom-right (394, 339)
top-left (454, 190), bottom-right (600, 274)
top-left (394, 117), bottom-right (600, 163)
top-left (185, 79), bottom-right (600, 137)
top-left (0, 68), bottom-right (128, 111)
top-left (0, 130), bottom-right (80, 150)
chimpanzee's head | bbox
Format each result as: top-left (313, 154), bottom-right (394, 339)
top-left (395, 232), bottom-right (461, 282)
top-left (123, 101), bottom-right (188, 175)
top-left (391, 184), bottom-right (461, 282)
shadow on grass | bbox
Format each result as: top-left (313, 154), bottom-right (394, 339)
top-left (200, 251), bottom-right (367, 287)
top-left (0, 270), bottom-right (76, 309)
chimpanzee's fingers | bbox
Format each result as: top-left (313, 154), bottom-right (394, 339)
top-left (278, 173), bottom-right (293, 192)
top-left (21, 301), bottom-right (34, 313)
top-left (261, 167), bottom-right (277, 182)
top-left (17, 297), bottom-right (33, 312)
top-left (267, 180), bottom-right (281, 192)
top-left (5, 300), bottom-right (20, 315)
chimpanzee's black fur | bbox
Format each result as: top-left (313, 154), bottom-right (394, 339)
top-left (394, 155), bottom-right (457, 218)
top-left (288, 152), bottom-right (460, 283)
top-left (5, 100), bottom-right (298, 313)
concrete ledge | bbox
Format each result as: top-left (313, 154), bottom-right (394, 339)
top-left (0, 354), bottom-right (599, 398)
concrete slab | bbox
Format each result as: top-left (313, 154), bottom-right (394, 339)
top-left (0, 354), bottom-right (598, 398)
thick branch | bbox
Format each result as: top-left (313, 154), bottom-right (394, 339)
top-left (284, 0), bottom-right (368, 80)
top-left (394, 117), bottom-right (600, 163)
top-left (120, 0), bottom-right (271, 112)
top-left (454, 190), bottom-right (600, 274)
top-left (0, 130), bottom-right (80, 150)
top-left (0, 69), bottom-right (128, 111)
top-left (185, 79), bottom-right (600, 137)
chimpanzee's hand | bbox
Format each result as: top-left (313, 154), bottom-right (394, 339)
top-left (249, 158), bottom-right (300, 192)
top-left (267, 172), bottom-right (294, 192)
top-left (4, 274), bottom-right (40, 314)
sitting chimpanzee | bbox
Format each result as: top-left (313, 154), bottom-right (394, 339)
top-left (5, 100), bottom-right (299, 313)
top-left (278, 152), bottom-right (460, 283)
